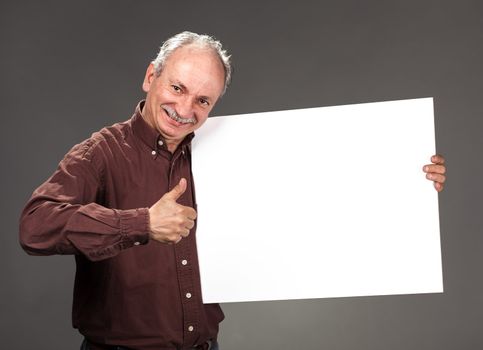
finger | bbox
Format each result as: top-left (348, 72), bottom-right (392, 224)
top-left (167, 231), bottom-right (184, 244)
top-left (151, 232), bottom-right (179, 245)
top-left (423, 164), bottom-right (446, 174)
top-left (184, 219), bottom-right (195, 230)
top-left (434, 181), bottom-right (444, 192)
top-left (184, 207), bottom-right (197, 220)
top-left (162, 178), bottom-right (187, 201)
top-left (426, 173), bottom-right (446, 183)
top-left (431, 154), bottom-right (445, 165)
top-left (179, 227), bottom-right (190, 237)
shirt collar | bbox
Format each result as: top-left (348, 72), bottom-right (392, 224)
top-left (131, 100), bottom-right (195, 153)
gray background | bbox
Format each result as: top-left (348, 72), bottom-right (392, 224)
top-left (2, 0), bottom-right (482, 349)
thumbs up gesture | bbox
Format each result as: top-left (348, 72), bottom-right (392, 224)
top-left (148, 178), bottom-right (197, 244)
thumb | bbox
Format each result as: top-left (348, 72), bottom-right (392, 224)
top-left (163, 178), bottom-right (187, 201)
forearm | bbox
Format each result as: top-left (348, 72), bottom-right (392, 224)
top-left (19, 197), bottom-right (150, 261)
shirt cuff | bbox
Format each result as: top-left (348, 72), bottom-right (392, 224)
top-left (119, 208), bottom-right (150, 247)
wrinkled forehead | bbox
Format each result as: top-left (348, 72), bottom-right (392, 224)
top-left (164, 46), bottom-right (225, 97)
top-left (167, 45), bottom-right (225, 77)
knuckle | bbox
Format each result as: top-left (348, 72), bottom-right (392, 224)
top-left (170, 233), bottom-right (180, 241)
top-left (188, 209), bottom-right (197, 219)
top-left (175, 216), bottom-right (185, 225)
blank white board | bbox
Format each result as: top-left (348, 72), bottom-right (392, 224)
top-left (192, 98), bottom-right (443, 303)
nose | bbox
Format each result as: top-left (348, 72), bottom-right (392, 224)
top-left (176, 95), bottom-right (195, 119)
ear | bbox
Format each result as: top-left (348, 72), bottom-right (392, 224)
top-left (142, 63), bottom-right (156, 92)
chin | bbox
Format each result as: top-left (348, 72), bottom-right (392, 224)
top-left (157, 123), bottom-right (187, 140)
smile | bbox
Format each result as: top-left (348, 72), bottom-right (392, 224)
top-left (162, 105), bottom-right (196, 125)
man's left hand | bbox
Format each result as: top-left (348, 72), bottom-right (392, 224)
top-left (423, 154), bottom-right (446, 192)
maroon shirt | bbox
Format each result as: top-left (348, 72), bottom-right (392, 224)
top-left (19, 101), bottom-right (224, 350)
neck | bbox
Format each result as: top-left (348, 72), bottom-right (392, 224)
top-left (166, 140), bottom-right (181, 153)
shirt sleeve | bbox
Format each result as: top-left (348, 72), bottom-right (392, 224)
top-left (19, 139), bottom-right (150, 262)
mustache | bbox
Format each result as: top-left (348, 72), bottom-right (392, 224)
top-left (162, 105), bottom-right (196, 124)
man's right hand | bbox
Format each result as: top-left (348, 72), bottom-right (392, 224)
top-left (148, 178), bottom-right (197, 244)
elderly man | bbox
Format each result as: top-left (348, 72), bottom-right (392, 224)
top-left (19, 31), bottom-right (446, 350)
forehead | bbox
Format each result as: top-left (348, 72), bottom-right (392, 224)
top-left (162, 45), bottom-right (225, 96)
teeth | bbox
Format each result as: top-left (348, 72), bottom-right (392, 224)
top-left (163, 106), bottom-right (196, 124)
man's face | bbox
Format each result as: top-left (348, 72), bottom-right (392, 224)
top-left (142, 45), bottom-right (225, 149)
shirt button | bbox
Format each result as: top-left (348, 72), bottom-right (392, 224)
top-left (188, 325), bottom-right (194, 332)
top-left (181, 259), bottom-right (188, 266)
top-left (158, 140), bottom-right (164, 146)
top-left (151, 150), bottom-right (156, 156)
top-left (134, 242), bottom-right (140, 246)
top-left (186, 292), bottom-right (192, 299)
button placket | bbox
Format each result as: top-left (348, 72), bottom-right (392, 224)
top-left (174, 240), bottom-right (199, 343)
top-left (169, 144), bottom-right (199, 344)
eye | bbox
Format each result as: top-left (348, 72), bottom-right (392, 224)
top-left (199, 98), bottom-right (210, 107)
top-left (171, 85), bottom-right (181, 93)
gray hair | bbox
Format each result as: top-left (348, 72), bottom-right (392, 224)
top-left (152, 31), bottom-right (232, 95)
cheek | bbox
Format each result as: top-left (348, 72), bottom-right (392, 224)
top-left (149, 86), bottom-right (171, 102)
